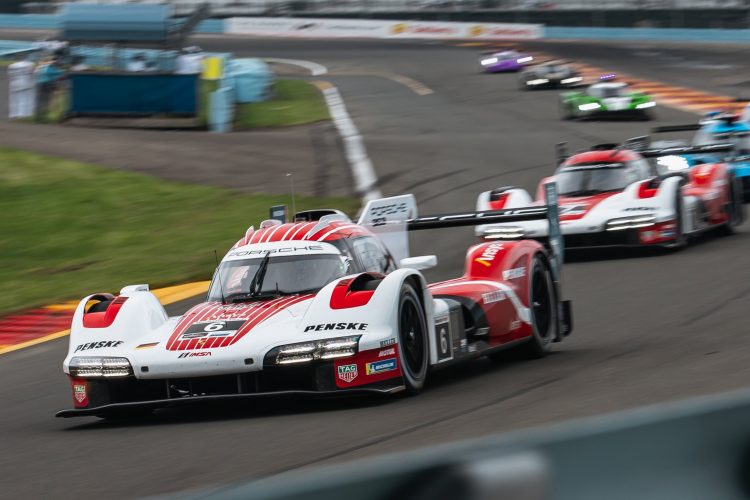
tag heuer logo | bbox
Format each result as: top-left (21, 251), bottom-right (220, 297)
top-left (73, 384), bottom-right (86, 403)
top-left (337, 364), bottom-right (358, 383)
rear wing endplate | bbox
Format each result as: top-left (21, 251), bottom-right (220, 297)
top-left (359, 185), bottom-right (564, 281)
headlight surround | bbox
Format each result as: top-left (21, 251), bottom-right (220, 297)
top-left (483, 226), bottom-right (525, 239)
top-left (517, 56), bottom-right (533, 63)
top-left (636, 101), bottom-right (655, 109)
top-left (578, 102), bottom-right (601, 111)
top-left (274, 335), bottom-right (361, 365)
top-left (561, 76), bottom-right (582, 84)
top-left (605, 215), bottom-right (657, 231)
top-left (527, 78), bottom-right (549, 86)
top-left (480, 57), bottom-right (498, 66)
top-left (69, 356), bottom-right (133, 378)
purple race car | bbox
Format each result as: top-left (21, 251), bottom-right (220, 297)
top-left (479, 50), bottom-right (533, 73)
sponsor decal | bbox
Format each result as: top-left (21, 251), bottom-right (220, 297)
top-left (482, 290), bottom-right (507, 304)
top-left (475, 243), bottom-right (504, 267)
top-left (337, 363), bottom-right (358, 383)
top-left (228, 245), bottom-right (324, 257)
top-left (178, 352), bottom-right (212, 358)
top-left (510, 319), bottom-right (521, 330)
top-left (135, 342), bottom-right (159, 350)
top-left (366, 358), bottom-right (397, 375)
top-left (390, 23), bottom-right (408, 35)
top-left (559, 205), bottom-right (587, 216)
top-left (503, 267), bottom-right (526, 280)
top-left (73, 384), bottom-right (86, 404)
top-left (623, 207), bottom-right (656, 212)
top-left (180, 320), bottom-right (245, 341)
top-left (74, 340), bottom-right (123, 352)
top-left (380, 338), bottom-right (396, 347)
top-left (304, 322), bottom-right (368, 332)
top-left (378, 347), bottom-right (395, 357)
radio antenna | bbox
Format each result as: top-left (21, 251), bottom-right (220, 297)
top-left (214, 250), bottom-right (227, 305)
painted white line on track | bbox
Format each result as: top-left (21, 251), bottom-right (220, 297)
top-left (264, 57), bottom-right (328, 76)
top-left (315, 81), bottom-right (382, 202)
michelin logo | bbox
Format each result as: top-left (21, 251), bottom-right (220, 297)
top-left (366, 358), bottom-right (397, 375)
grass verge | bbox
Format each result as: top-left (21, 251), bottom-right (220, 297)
top-left (235, 79), bottom-right (330, 129)
top-left (0, 147), bottom-right (360, 315)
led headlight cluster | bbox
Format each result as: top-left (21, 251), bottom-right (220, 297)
top-left (527, 78), bottom-right (549, 86)
top-left (636, 102), bottom-right (655, 109)
top-left (69, 357), bottom-right (133, 378)
top-left (517, 56), bottom-right (533, 63)
top-left (275, 335), bottom-right (360, 365)
top-left (561, 77), bottom-right (582, 84)
top-left (483, 226), bottom-right (525, 239)
top-left (578, 103), bottom-right (601, 111)
top-left (481, 57), bottom-right (498, 66)
top-left (605, 215), bottom-right (656, 231)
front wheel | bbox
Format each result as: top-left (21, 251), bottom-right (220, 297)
top-left (664, 187), bottom-right (687, 250)
top-left (718, 172), bottom-right (744, 235)
top-left (397, 284), bottom-right (429, 395)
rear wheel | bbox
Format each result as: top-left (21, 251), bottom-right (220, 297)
top-left (397, 284), bottom-right (429, 395)
top-left (514, 255), bottom-right (558, 359)
top-left (718, 173), bottom-right (744, 235)
top-left (664, 184), bottom-right (687, 250)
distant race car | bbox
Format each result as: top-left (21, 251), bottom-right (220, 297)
top-left (57, 194), bottom-right (572, 418)
top-left (479, 50), bottom-right (533, 73)
top-left (519, 60), bottom-right (583, 90)
top-left (475, 140), bottom-right (744, 249)
top-left (652, 112), bottom-right (750, 201)
top-left (560, 81), bottom-right (655, 120)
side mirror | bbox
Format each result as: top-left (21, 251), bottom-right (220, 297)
top-left (400, 255), bottom-right (437, 271)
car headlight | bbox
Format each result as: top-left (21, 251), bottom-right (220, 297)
top-left (605, 215), bottom-right (656, 231)
top-left (636, 101), bottom-right (655, 109)
top-left (69, 356), bottom-right (133, 378)
top-left (561, 76), bottom-right (582, 84)
top-left (578, 103), bottom-right (601, 111)
top-left (517, 56), bottom-right (533, 63)
top-left (483, 226), bottom-right (525, 239)
top-left (274, 335), bottom-right (361, 365)
top-left (527, 78), bottom-right (549, 85)
top-left (481, 57), bottom-right (498, 66)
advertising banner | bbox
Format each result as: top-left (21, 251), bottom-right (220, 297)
top-left (225, 17), bottom-right (543, 40)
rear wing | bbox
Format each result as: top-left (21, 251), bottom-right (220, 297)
top-left (358, 184), bottom-right (564, 281)
top-left (651, 124), bottom-right (701, 134)
top-left (638, 143), bottom-right (735, 158)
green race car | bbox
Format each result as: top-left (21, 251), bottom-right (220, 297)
top-left (560, 81), bottom-right (655, 121)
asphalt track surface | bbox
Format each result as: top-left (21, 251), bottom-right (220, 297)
top-left (3, 36), bottom-right (750, 499)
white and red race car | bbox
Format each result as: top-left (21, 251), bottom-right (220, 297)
top-left (57, 193), bottom-right (572, 418)
top-left (476, 141), bottom-right (744, 249)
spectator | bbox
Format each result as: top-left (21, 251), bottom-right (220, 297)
top-left (8, 54), bottom-right (36, 119)
top-left (35, 57), bottom-right (64, 122)
top-left (127, 53), bottom-right (147, 72)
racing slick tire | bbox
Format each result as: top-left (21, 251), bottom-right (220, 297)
top-left (664, 184), bottom-right (687, 250)
top-left (516, 254), bottom-right (558, 359)
top-left (397, 284), bottom-right (429, 395)
top-left (718, 173), bottom-right (744, 236)
top-left (492, 255), bottom-right (557, 361)
top-left (559, 101), bottom-right (574, 120)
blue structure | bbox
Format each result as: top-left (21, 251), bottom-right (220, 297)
top-left (59, 4), bottom-right (171, 42)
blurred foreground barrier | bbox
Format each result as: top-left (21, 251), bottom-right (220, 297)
top-left (0, 13), bottom-right (221, 33)
top-left (167, 388), bottom-right (750, 500)
top-left (69, 73), bottom-right (198, 115)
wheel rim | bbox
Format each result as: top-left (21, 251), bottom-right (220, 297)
top-left (531, 265), bottom-right (553, 343)
top-left (399, 297), bottom-right (425, 376)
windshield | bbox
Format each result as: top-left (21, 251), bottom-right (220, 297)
top-left (589, 85), bottom-right (627, 98)
top-left (208, 254), bottom-right (349, 301)
top-left (556, 163), bottom-right (635, 196)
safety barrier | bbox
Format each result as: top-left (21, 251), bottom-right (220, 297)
top-left (226, 58), bottom-right (274, 103)
top-left (545, 26), bottom-right (750, 41)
